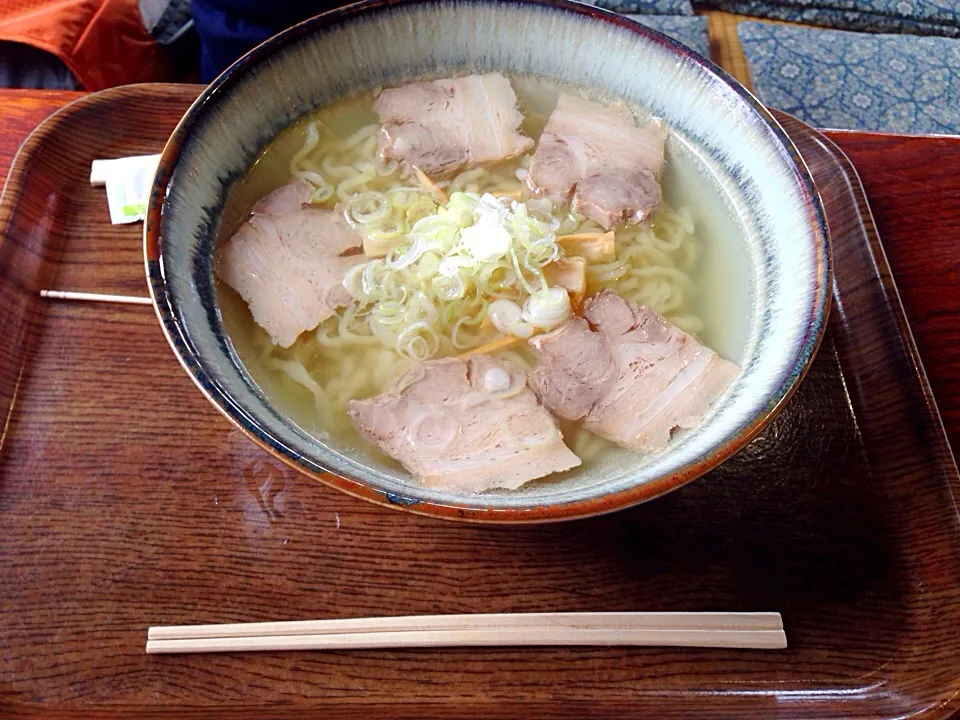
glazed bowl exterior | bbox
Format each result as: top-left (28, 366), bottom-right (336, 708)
top-left (145, 0), bottom-right (831, 523)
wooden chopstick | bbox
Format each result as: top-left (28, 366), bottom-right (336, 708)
top-left (40, 289), bottom-right (153, 305)
top-left (149, 611), bottom-right (783, 640)
top-left (146, 612), bottom-right (786, 654)
top-left (146, 628), bottom-right (786, 653)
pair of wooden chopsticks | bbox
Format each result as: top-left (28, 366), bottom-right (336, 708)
top-left (146, 612), bottom-right (786, 654)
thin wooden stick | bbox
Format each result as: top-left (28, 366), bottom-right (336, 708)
top-left (40, 289), bottom-right (153, 306)
top-left (150, 611), bottom-right (782, 640)
top-left (146, 612), bottom-right (786, 653)
top-left (146, 627), bottom-right (786, 654)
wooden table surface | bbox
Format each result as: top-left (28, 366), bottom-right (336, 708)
top-left (2, 89), bottom-right (960, 715)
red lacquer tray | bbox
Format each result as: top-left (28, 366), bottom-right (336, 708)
top-left (2, 85), bottom-right (960, 719)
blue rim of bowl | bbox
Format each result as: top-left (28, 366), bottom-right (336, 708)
top-left (144, 0), bottom-right (832, 524)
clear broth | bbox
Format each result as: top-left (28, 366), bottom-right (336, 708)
top-left (217, 74), bottom-right (752, 472)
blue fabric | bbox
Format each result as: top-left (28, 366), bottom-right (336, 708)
top-left (0, 41), bottom-right (79, 89)
top-left (627, 15), bottom-right (711, 55)
top-left (739, 22), bottom-right (960, 133)
top-left (193, 0), bottom-right (344, 80)
top-left (705, 0), bottom-right (960, 36)
top-left (591, 0), bottom-right (695, 15)
top-left (193, 0), bottom-right (701, 80)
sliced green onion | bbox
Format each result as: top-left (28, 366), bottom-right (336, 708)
top-left (329, 190), bottom-right (575, 362)
top-left (508, 247), bottom-right (546, 297)
top-left (417, 251), bottom-right (440, 280)
top-left (406, 199), bottom-right (437, 224)
top-left (342, 263), bottom-right (367, 299)
top-left (311, 184), bottom-right (334, 203)
top-left (385, 234), bottom-right (428, 270)
top-left (346, 191), bottom-right (390, 225)
top-left (451, 316), bottom-right (485, 348)
top-left (522, 287), bottom-right (571, 330)
top-left (433, 274), bottom-right (465, 300)
top-left (397, 322), bottom-right (439, 361)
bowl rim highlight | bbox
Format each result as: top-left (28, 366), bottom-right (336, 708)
top-left (144, 0), bottom-right (832, 524)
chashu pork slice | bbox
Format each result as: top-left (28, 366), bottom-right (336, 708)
top-left (215, 181), bottom-right (365, 348)
top-left (526, 94), bottom-right (667, 229)
top-left (375, 72), bottom-right (534, 177)
top-left (529, 290), bottom-right (739, 451)
top-left (348, 355), bottom-right (581, 492)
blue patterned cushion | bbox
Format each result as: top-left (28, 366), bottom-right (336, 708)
top-left (586, 0), bottom-right (695, 16)
top-left (627, 15), bottom-right (711, 56)
top-left (580, 2), bottom-right (708, 56)
top-left (717, 0), bottom-right (960, 25)
top-left (710, 0), bottom-right (959, 36)
top-left (739, 22), bottom-right (960, 133)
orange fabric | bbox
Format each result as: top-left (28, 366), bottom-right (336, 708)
top-left (0, 0), bottom-right (172, 90)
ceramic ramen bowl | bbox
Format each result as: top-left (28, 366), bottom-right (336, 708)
top-left (144, 0), bottom-right (831, 523)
